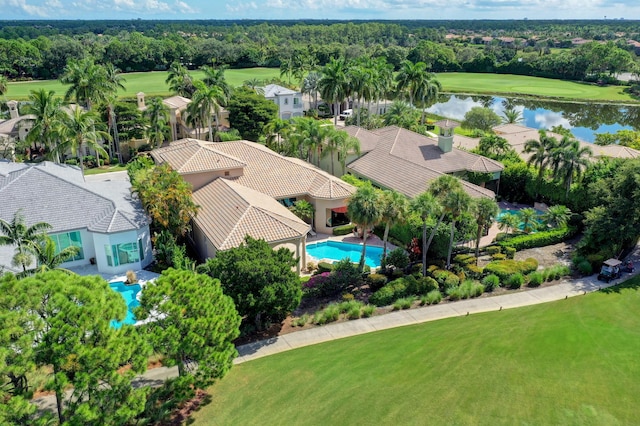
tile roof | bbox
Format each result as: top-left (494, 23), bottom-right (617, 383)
top-left (0, 115), bottom-right (35, 135)
top-left (150, 139), bottom-right (247, 174)
top-left (163, 139), bottom-right (355, 200)
top-left (344, 126), bottom-right (380, 153)
top-left (0, 161), bottom-right (149, 234)
top-left (192, 178), bottom-right (310, 250)
top-left (263, 84), bottom-right (299, 98)
top-left (348, 126), bottom-right (496, 199)
top-left (163, 95), bottom-right (191, 110)
top-left (434, 119), bottom-right (460, 129)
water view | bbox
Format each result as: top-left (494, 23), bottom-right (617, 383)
top-left (427, 95), bottom-right (640, 143)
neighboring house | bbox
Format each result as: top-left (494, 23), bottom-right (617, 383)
top-left (151, 139), bottom-right (355, 272)
top-left (344, 122), bottom-right (503, 199)
top-left (136, 92), bottom-right (230, 142)
top-left (0, 161), bottom-right (153, 275)
top-left (0, 100), bottom-right (35, 160)
top-left (263, 84), bottom-right (304, 120)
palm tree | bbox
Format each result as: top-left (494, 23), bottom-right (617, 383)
top-left (0, 211), bottom-right (52, 272)
top-left (243, 78), bottom-right (264, 95)
top-left (263, 119), bottom-right (292, 154)
top-left (288, 117), bottom-right (328, 164)
top-left (423, 175), bottom-right (463, 268)
top-left (379, 190), bottom-right (409, 261)
top-left (383, 101), bottom-right (420, 129)
top-left (302, 71), bottom-right (321, 110)
top-left (55, 107), bottom-right (109, 174)
top-left (145, 97), bottom-right (171, 148)
top-left (442, 189), bottom-right (472, 269)
top-left (498, 212), bottom-right (520, 235)
top-left (474, 197), bottom-right (499, 258)
top-left (518, 207), bottom-right (538, 234)
top-left (289, 200), bottom-right (315, 225)
top-left (336, 132), bottom-right (361, 176)
top-left (542, 205), bottom-right (571, 229)
top-left (318, 58), bottom-right (349, 125)
top-left (395, 60), bottom-right (428, 107)
top-left (60, 57), bottom-right (108, 110)
top-left (166, 62), bottom-right (194, 97)
top-left (502, 107), bottom-right (523, 124)
top-left (0, 75), bottom-right (7, 97)
top-left (347, 182), bottom-right (382, 271)
top-left (190, 81), bottom-right (224, 141)
top-left (103, 64), bottom-right (126, 163)
top-left (411, 191), bottom-right (440, 276)
top-left (201, 64), bottom-right (232, 104)
top-left (524, 130), bottom-right (558, 199)
top-left (551, 136), bottom-right (593, 199)
top-left (29, 236), bottom-right (80, 275)
top-left (415, 72), bottom-right (441, 125)
top-left (24, 89), bottom-right (65, 163)
top-left (279, 56), bottom-right (295, 85)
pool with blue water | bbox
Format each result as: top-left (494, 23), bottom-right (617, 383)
top-left (497, 208), bottom-right (545, 230)
top-left (307, 241), bottom-right (383, 268)
top-left (109, 281), bottom-right (141, 329)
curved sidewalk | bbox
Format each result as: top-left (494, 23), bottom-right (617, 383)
top-left (234, 270), bottom-right (634, 364)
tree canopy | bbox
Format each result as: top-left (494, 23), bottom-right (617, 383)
top-left (227, 87), bottom-right (278, 142)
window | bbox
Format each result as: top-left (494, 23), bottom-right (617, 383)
top-left (104, 240), bottom-right (142, 267)
top-left (293, 98), bottom-right (300, 105)
top-left (51, 231), bottom-right (84, 261)
top-left (284, 98), bottom-right (289, 105)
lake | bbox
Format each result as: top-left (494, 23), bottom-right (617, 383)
top-left (427, 95), bottom-right (640, 143)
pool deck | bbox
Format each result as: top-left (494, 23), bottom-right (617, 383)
top-left (67, 264), bottom-right (160, 284)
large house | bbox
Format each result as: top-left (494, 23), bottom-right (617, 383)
top-left (0, 161), bottom-right (153, 275)
top-left (343, 121), bottom-right (503, 199)
top-left (151, 139), bottom-right (355, 272)
top-left (263, 84), bottom-right (304, 120)
top-left (0, 101), bottom-right (35, 160)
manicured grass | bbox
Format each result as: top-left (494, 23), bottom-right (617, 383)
top-left (83, 164), bottom-right (128, 175)
top-left (435, 72), bottom-right (636, 102)
top-left (192, 279), bottom-right (640, 425)
top-left (5, 68), bottom-right (281, 100)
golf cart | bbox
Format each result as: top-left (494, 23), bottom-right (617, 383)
top-left (598, 258), bottom-right (622, 283)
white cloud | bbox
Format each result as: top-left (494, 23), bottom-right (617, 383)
top-left (534, 111), bottom-right (572, 130)
top-left (226, 1), bottom-right (257, 12)
top-left (3, 0), bottom-right (50, 16)
top-left (175, 0), bottom-right (196, 13)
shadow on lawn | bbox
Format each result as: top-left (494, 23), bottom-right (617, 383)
top-left (599, 275), bottom-right (640, 294)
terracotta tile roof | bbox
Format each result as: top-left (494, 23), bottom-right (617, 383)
top-left (192, 178), bottom-right (310, 250)
top-left (150, 139), bottom-right (247, 174)
top-left (210, 140), bottom-right (355, 200)
top-left (348, 126), bottom-right (496, 199)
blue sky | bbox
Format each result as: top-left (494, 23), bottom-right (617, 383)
top-left (0, 0), bottom-right (638, 20)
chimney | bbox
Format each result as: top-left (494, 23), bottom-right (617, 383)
top-left (137, 92), bottom-right (146, 110)
top-left (435, 119), bottom-right (460, 153)
top-left (7, 100), bottom-right (19, 119)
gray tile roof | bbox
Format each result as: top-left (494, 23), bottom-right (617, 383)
top-left (347, 126), bottom-right (498, 199)
top-left (192, 178), bottom-right (309, 250)
top-left (344, 126), bottom-right (380, 153)
top-left (0, 161), bottom-right (149, 234)
top-left (263, 84), bottom-right (299, 98)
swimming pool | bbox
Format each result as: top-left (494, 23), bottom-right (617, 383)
top-left (306, 241), bottom-right (384, 268)
top-left (497, 208), bottom-right (545, 230)
top-left (109, 281), bottom-right (141, 329)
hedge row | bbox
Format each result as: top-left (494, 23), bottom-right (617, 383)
top-left (496, 227), bottom-right (578, 251)
top-left (332, 224), bottom-right (355, 236)
top-left (369, 275), bottom-right (438, 307)
top-left (484, 258), bottom-right (539, 282)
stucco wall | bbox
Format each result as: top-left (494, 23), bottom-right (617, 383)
top-left (313, 197), bottom-right (351, 235)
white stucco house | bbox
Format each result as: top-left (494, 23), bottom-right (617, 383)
top-left (263, 84), bottom-right (304, 120)
top-left (0, 161), bottom-right (153, 275)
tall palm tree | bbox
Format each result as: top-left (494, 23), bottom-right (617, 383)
top-left (29, 236), bottom-right (80, 275)
top-left (524, 129), bottom-right (558, 199)
top-left (201, 64), bottom-right (232, 104)
top-left (24, 89), bottom-right (65, 163)
top-left (423, 175), bottom-right (463, 268)
top-left (289, 200), bottom-right (315, 225)
top-left (243, 78), bottom-right (264, 95)
top-left (263, 118), bottom-right (292, 154)
top-left (347, 182), bottom-right (382, 272)
top-left (279, 55), bottom-right (295, 85)
top-left (166, 62), bottom-right (194, 97)
top-left (145, 97), bottom-right (171, 148)
top-left (318, 58), bottom-right (349, 125)
top-left (0, 75), bottom-right (7, 97)
top-left (542, 205), bottom-right (572, 229)
top-left (498, 212), bottom-right (520, 235)
top-left (0, 211), bottom-right (52, 273)
top-left (380, 190), bottom-right (409, 261)
top-left (288, 117), bottom-right (328, 164)
top-left (383, 101), bottom-right (420, 129)
top-left (442, 189), bottom-right (472, 269)
top-left (415, 72), bottom-right (441, 125)
top-left (551, 136), bottom-right (593, 199)
top-left (190, 81), bottom-right (224, 142)
top-left (302, 71), bottom-right (321, 110)
top-left (474, 197), bottom-right (499, 258)
top-left (395, 60), bottom-right (428, 107)
top-left (518, 207), bottom-right (538, 234)
top-left (103, 64), bottom-right (126, 163)
top-left (59, 57), bottom-right (108, 110)
top-left (322, 127), bottom-right (359, 176)
top-left (55, 107), bottom-right (109, 174)
top-left (411, 191), bottom-right (440, 276)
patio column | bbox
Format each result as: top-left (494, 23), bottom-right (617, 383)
top-left (301, 235), bottom-right (307, 273)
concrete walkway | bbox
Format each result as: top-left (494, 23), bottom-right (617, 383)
top-left (34, 260), bottom-right (639, 411)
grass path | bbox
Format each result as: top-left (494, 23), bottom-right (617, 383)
top-left (435, 72), bottom-right (636, 102)
top-left (6, 69), bottom-right (635, 103)
top-left (192, 279), bottom-right (640, 425)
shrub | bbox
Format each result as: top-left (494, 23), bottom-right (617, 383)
top-left (482, 274), bottom-right (500, 292)
top-left (332, 224), bottom-right (355, 236)
top-left (472, 283), bottom-right (485, 297)
top-left (366, 273), bottom-right (388, 291)
top-left (576, 260), bottom-right (593, 275)
top-left (292, 314), bottom-right (310, 327)
top-left (332, 258), bottom-right (362, 292)
top-left (369, 279), bottom-right (407, 306)
top-left (125, 270), bottom-right (137, 284)
top-left (393, 297), bottom-right (414, 310)
top-left (64, 158), bottom-right (79, 166)
top-left (444, 273), bottom-right (460, 289)
top-left (390, 268), bottom-right (405, 279)
top-left (347, 306), bottom-right (362, 320)
top-left (454, 254), bottom-right (476, 265)
top-left (496, 227), bottom-right (578, 251)
top-left (447, 286), bottom-right (462, 301)
top-left (425, 290), bottom-right (443, 305)
top-left (306, 261), bottom-right (316, 274)
top-left (316, 262), bottom-right (333, 274)
top-left (527, 271), bottom-right (544, 287)
top-left (410, 263), bottom-right (423, 275)
top-left (586, 254), bottom-right (605, 271)
top-left (506, 273), bottom-right (524, 289)
top-left (302, 272), bottom-right (332, 297)
top-left (484, 258), bottom-right (539, 282)
top-left (385, 248), bottom-right (410, 269)
top-left (504, 247), bottom-right (516, 259)
top-left (492, 253), bottom-right (507, 261)
top-left (464, 264), bottom-right (484, 280)
top-left (361, 304), bottom-right (376, 318)
top-left (338, 300), bottom-right (362, 314)
top-left (487, 246), bottom-right (502, 255)
top-left (458, 281), bottom-right (474, 299)
top-left (320, 304), bottom-right (340, 323)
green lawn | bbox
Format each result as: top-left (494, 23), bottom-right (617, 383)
top-left (434, 72), bottom-right (636, 102)
top-left (5, 68), bottom-right (281, 100)
top-left (83, 164), bottom-right (128, 175)
top-left (192, 279), bottom-right (640, 425)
